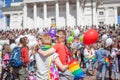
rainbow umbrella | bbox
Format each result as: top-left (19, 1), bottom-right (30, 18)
top-left (68, 59), bottom-right (84, 80)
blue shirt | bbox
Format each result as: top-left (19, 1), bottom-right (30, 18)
top-left (95, 48), bottom-right (109, 63)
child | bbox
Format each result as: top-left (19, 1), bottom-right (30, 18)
top-left (28, 46), bottom-right (36, 72)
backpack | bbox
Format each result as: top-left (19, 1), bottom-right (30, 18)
top-left (9, 47), bottom-right (23, 67)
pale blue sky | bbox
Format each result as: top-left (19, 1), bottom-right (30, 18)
top-left (0, 0), bottom-right (4, 19)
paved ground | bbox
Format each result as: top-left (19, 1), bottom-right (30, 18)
top-left (82, 68), bottom-right (120, 80)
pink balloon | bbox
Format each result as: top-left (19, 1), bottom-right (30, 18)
top-left (83, 29), bottom-right (99, 45)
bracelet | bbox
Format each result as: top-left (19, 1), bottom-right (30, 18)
top-left (35, 48), bottom-right (39, 52)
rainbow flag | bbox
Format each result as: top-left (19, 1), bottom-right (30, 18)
top-left (105, 57), bottom-right (110, 67)
top-left (68, 59), bottom-right (84, 80)
top-left (92, 57), bottom-right (96, 62)
top-left (41, 45), bottom-right (51, 51)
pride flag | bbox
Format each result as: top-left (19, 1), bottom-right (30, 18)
top-left (41, 45), bottom-right (51, 51)
top-left (68, 59), bottom-right (84, 80)
top-left (105, 57), bottom-right (110, 67)
top-left (92, 57), bottom-right (97, 62)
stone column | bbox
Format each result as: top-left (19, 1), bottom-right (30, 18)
top-left (93, 6), bottom-right (97, 25)
top-left (76, 0), bottom-right (84, 27)
top-left (66, 0), bottom-right (70, 26)
top-left (3, 15), bottom-right (7, 30)
top-left (23, 4), bottom-right (27, 29)
top-left (43, 2), bottom-right (47, 28)
top-left (114, 6), bottom-right (118, 24)
top-left (105, 7), bottom-right (108, 25)
top-left (33, 3), bottom-right (37, 28)
top-left (55, 1), bottom-right (59, 28)
top-left (76, 0), bottom-right (80, 26)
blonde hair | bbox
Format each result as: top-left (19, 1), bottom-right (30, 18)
top-left (41, 34), bottom-right (52, 45)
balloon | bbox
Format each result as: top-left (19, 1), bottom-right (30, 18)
top-left (38, 29), bottom-right (43, 34)
top-left (0, 45), bottom-right (2, 51)
top-left (18, 35), bottom-right (24, 39)
top-left (102, 34), bottom-right (108, 41)
top-left (48, 28), bottom-right (56, 38)
top-left (10, 43), bottom-right (17, 51)
top-left (79, 35), bottom-right (84, 42)
top-left (105, 38), bottom-right (113, 47)
top-left (83, 29), bottom-right (99, 45)
top-left (28, 35), bottom-right (36, 41)
top-left (74, 29), bottom-right (80, 37)
top-left (71, 30), bottom-right (74, 36)
top-left (68, 36), bottom-right (74, 43)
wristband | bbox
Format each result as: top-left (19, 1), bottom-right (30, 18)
top-left (35, 48), bottom-right (39, 52)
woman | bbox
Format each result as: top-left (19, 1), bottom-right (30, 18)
top-left (37, 30), bottom-right (74, 80)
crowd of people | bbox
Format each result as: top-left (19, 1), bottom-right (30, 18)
top-left (0, 24), bottom-right (120, 80)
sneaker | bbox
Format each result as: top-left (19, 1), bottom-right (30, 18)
top-left (109, 77), bottom-right (112, 80)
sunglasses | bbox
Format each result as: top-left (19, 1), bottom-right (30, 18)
top-left (55, 35), bottom-right (62, 38)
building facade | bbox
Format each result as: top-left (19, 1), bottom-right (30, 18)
top-left (2, 0), bottom-right (120, 29)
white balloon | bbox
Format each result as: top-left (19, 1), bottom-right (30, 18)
top-left (0, 40), bottom-right (9, 45)
top-left (106, 38), bottom-right (113, 47)
top-left (15, 38), bottom-right (20, 45)
top-left (0, 45), bottom-right (2, 51)
top-left (10, 43), bottom-right (17, 50)
top-left (28, 40), bottom-right (37, 49)
top-left (18, 35), bottom-right (24, 39)
top-left (74, 29), bottom-right (80, 37)
top-left (28, 35), bottom-right (36, 41)
top-left (38, 29), bottom-right (43, 34)
top-left (102, 34), bottom-right (108, 40)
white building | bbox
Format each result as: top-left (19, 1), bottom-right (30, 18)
top-left (2, 0), bottom-right (120, 30)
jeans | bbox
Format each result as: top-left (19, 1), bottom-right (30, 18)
top-left (108, 63), bottom-right (119, 79)
top-left (13, 66), bottom-right (28, 80)
top-left (59, 70), bottom-right (74, 80)
top-left (96, 62), bottom-right (106, 80)
top-left (28, 61), bottom-right (35, 72)
top-left (86, 62), bottom-right (90, 72)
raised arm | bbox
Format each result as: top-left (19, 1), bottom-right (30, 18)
top-left (38, 47), bottom-right (56, 57)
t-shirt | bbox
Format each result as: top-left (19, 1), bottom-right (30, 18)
top-left (21, 47), bottom-right (30, 64)
top-left (35, 52), bottom-right (58, 80)
top-left (53, 43), bottom-right (71, 65)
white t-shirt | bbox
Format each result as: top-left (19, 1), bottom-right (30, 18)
top-left (35, 52), bottom-right (58, 80)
